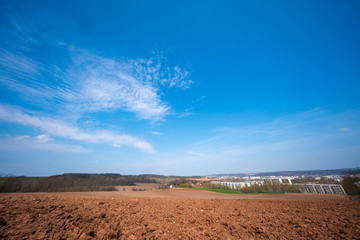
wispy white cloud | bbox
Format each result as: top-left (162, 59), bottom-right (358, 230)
top-left (34, 134), bottom-right (53, 143)
top-left (0, 50), bottom-right (39, 75)
top-left (151, 131), bottom-right (162, 135)
top-left (0, 50), bottom-right (75, 110)
top-left (177, 108), bottom-right (194, 118)
top-left (178, 112), bottom-right (193, 118)
top-left (192, 96), bottom-right (206, 104)
top-left (0, 135), bottom-right (90, 153)
top-left (338, 128), bottom-right (350, 132)
top-left (0, 50), bottom-right (50, 101)
top-left (129, 56), bottom-right (193, 89)
top-left (167, 66), bottom-right (193, 89)
top-left (185, 150), bottom-right (211, 158)
top-left (65, 49), bottom-right (174, 120)
top-left (0, 104), bottom-right (155, 153)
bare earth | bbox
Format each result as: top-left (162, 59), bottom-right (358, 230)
top-left (0, 188), bottom-right (359, 239)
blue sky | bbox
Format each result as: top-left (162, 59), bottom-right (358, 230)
top-left (0, 0), bottom-right (359, 176)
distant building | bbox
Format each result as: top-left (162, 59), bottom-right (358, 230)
top-left (210, 177), bottom-right (294, 190)
top-left (294, 183), bottom-right (346, 195)
top-left (210, 181), bottom-right (247, 190)
top-left (262, 177), bottom-right (294, 185)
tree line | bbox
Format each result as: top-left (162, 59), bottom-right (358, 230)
top-left (0, 173), bottom-right (156, 193)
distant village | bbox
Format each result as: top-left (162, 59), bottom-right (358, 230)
top-left (182, 168), bottom-right (360, 195)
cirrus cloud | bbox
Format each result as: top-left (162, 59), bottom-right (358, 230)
top-left (0, 104), bottom-right (155, 153)
top-left (0, 135), bottom-right (90, 153)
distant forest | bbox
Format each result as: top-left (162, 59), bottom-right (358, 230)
top-left (0, 173), bottom-right (156, 193)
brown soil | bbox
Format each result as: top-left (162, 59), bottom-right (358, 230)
top-left (53, 185), bottom-right (350, 200)
top-left (0, 190), bottom-right (359, 239)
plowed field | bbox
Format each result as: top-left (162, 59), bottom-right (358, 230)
top-left (0, 190), bottom-right (359, 239)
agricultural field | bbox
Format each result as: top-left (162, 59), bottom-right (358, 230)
top-left (1, 188), bottom-right (359, 239)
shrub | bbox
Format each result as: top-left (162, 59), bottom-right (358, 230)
top-left (341, 177), bottom-right (360, 196)
top-left (179, 182), bottom-right (193, 188)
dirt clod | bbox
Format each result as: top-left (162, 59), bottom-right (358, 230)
top-left (0, 217), bottom-right (6, 226)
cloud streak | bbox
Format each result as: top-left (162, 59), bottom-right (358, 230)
top-left (0, 135), bottom-right (90, 153)
top-left (0, 104), bottom-right (155, 153)
top-left (185, 151), bottom-right (211, 158)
